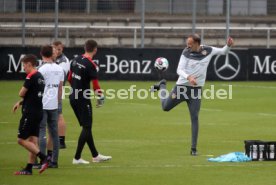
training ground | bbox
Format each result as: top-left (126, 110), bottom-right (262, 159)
top-left (0, 81), bottom-right (276, 185)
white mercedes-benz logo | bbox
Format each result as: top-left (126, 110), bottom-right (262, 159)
top-left (214, 51), bottom-right (241, 80)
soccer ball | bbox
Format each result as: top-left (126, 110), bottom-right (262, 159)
top-left (154, 57), bottom-right (169, 71)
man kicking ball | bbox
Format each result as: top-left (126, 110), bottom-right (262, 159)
top-left (151, 34), bottom-right (234, 156)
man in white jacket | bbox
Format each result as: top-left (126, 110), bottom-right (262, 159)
top-left (151, 34), bottom-right (234, 156)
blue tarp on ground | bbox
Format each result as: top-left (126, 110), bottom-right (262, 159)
top-left (208, 152), bottom-right (252, 162)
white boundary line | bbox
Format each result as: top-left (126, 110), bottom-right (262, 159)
top-left (258, 113), bottom-right (276, 117)
top-left (201, 108), bottom-right (223, 112)
top-left (0, 121), bottom-right (9, 124)
top-left (114, 102), bottom-right (149, 106)
top-left (0, 163), bottom-right (275, 171)
top-left (0, 140), bottom-right (77, 145)
top-left (221, 84), bottom-right (276, 89)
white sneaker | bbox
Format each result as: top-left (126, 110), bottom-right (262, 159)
top-left (72, 158), bottom-right (90, 164)
top-left (93, 154), bottom-right (112, 163)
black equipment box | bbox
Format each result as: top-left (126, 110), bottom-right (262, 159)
top-left (244, 140), bottom-right (276, 161)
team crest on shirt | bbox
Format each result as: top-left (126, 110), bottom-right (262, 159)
top-left (38, 78), bottom-right (44, 85)
top-left (201, 50), bottom-right (207, 55)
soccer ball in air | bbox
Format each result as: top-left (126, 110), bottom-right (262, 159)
top-left (154, 57), bottom-right (169, 71)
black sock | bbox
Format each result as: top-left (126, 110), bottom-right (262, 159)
top-left (36, 151), bottom-right (46, 161)
top-left (59, 136), bottom-right (65, 144)
top-left (25, 163), bottom-right (33, 172)
top-left (47, 150), bottom-right (53, 158)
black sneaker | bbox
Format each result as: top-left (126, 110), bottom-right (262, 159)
top-left (150, 79), bottom-right (166, 92)
top-left (14, 169), bottom-right (32, 175)
top-left (48, 162), bottom-right (58, 168)
top-left (59, 143), bottom-right (66, 149)
top-left (190, 148), bottom-right (198, 156)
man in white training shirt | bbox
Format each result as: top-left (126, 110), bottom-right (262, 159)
top-left (151, 34), bottom-right (234, 156)
top-left (38, 45), bottom-right (64, 168)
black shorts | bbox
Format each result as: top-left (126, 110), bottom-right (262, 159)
top-left (18, 112), bottom-right (43, 139)
top-left (70, 99), bottom-right (92, 127)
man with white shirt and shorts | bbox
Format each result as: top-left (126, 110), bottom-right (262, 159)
top-left (151, 34), bottom-right (234, 156)
top-left (38, 45), bottom-right (64, 168)
top-left (53, 41), bottom-right (70, 149)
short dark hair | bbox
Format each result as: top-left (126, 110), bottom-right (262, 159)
top-left (188, 34), bottom-right (201, 45)
top-left (21, 54), bottom-right (38, 66)
top-left (53, 40), bottom-right (63, 47)
top-left (40, 45), bottom-right (53, 58)
top-left (84, 40), bottom-right (97, 52)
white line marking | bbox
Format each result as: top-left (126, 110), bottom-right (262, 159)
top-left (0, 140), bottom-right (77, 145)
top-left (0, 121), bottom-right (9, 124)
top-left (201, 155), bottom-right (214, 157)
top-left (0, 141), bottom-right (17, 145)
top-left (66, 140), bottom-right (76, 143)
top-left (201, 108), bottom-right (223, 112)
top-left (1, 163), bottom-right (275, 171)
top-left (115, 102), bottom-right (149, 106)
top-left (0, 139), bottom-right (240, 145)
top-left (221, 84), bottom-right (276, 89)
top-left (258, 113), bottom-right (276, 117)
top-left (204, 122), bottom-right (239, 126)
